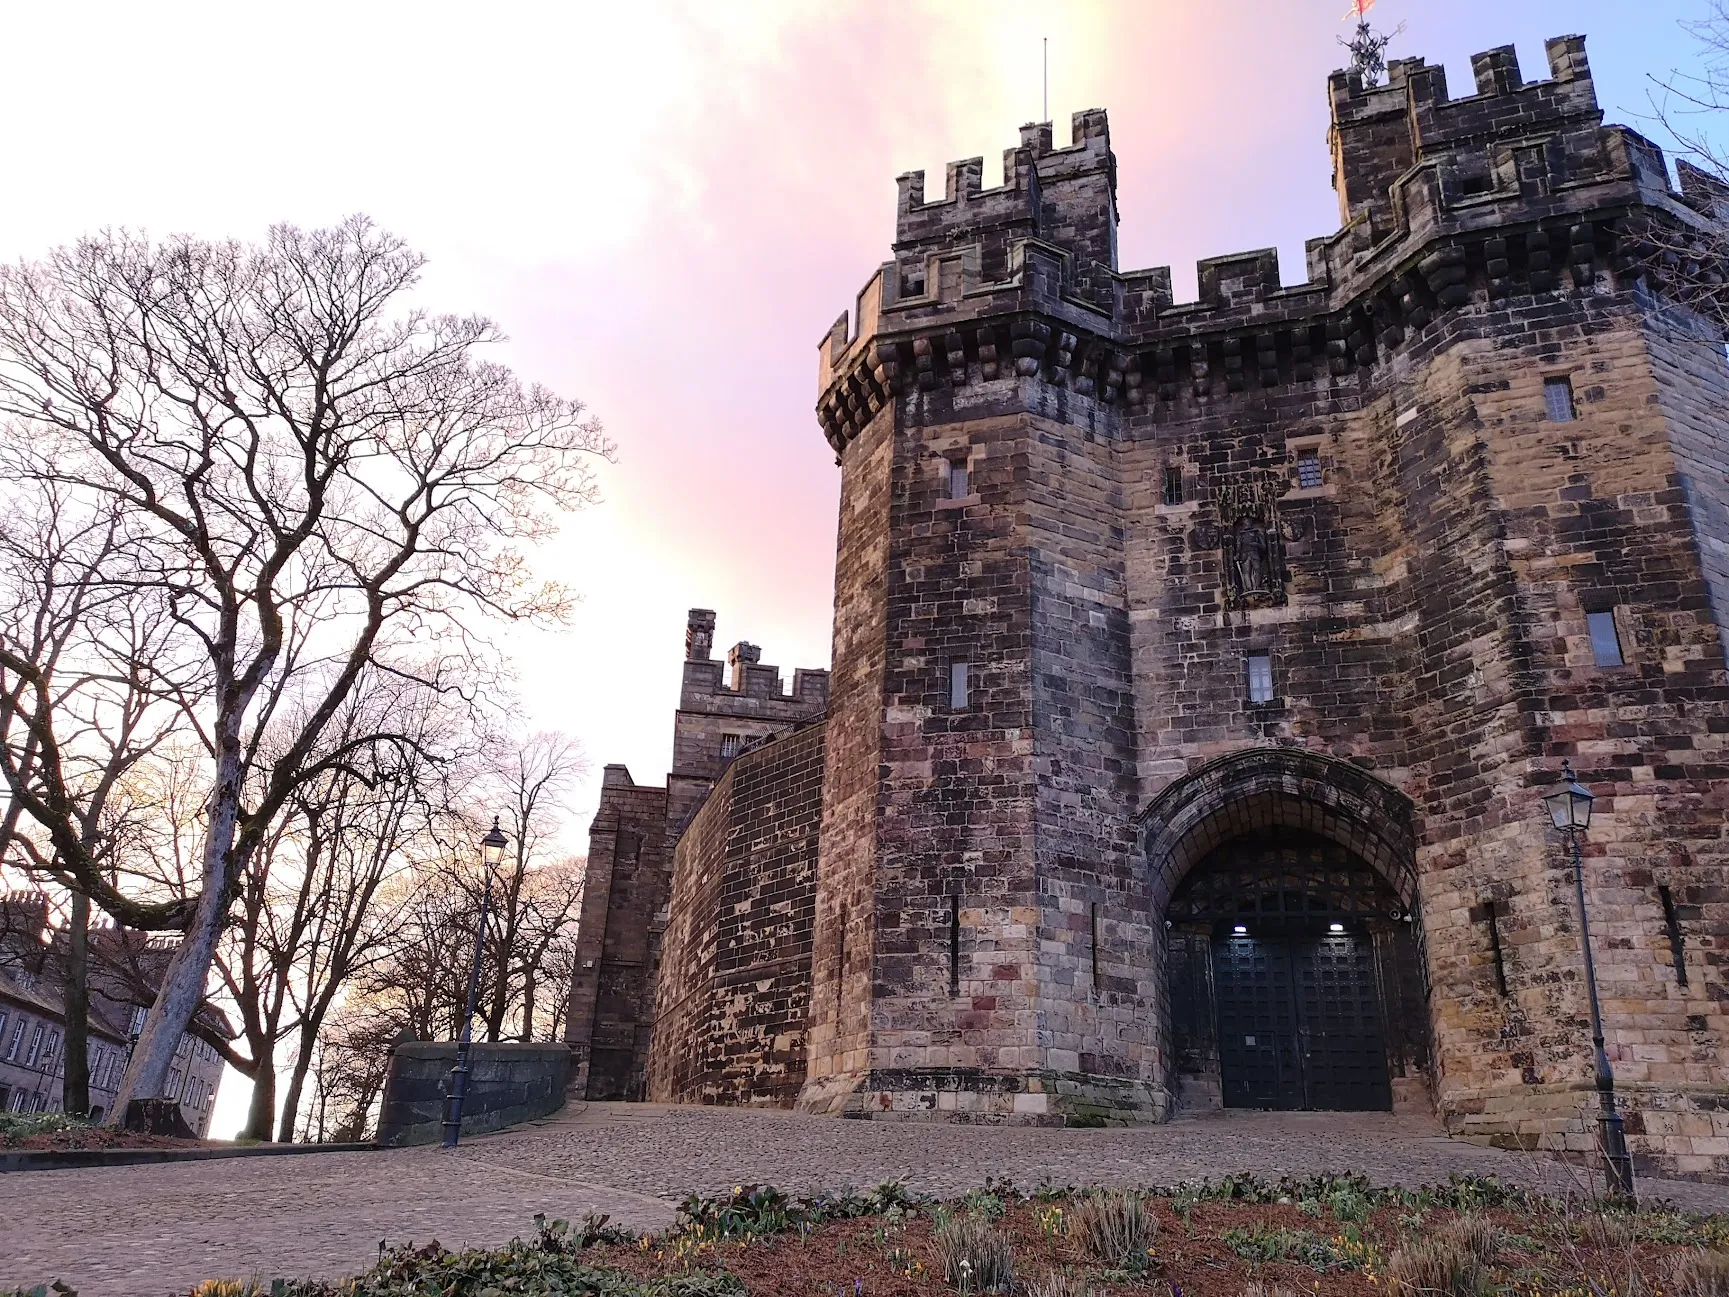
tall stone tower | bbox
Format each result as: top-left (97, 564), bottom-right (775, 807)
top-left (799, 31), bottom-right (1729, 1178)
top-left (799, 113), bottom-right (1161, 1121)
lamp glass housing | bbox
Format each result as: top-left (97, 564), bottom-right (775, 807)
top-left (481, 818), bottom-right (509, 869)
top-left (1544, 769), bottom-right (1595, 833)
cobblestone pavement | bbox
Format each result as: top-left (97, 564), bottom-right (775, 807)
top-left (5, 1104), bottom-right (1728, 1296)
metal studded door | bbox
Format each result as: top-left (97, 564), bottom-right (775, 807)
top-left (1213, 930), bottom-right (1392, 1111)
top-left (1294, 933), bottom-right (1392, 1110)
top-left (1214, 933), bottom-right (1304, 1109)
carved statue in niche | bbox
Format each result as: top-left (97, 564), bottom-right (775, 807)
top-left (1195, 471), bottom-right (1300, 610)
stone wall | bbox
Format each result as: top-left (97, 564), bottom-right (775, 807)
top-left (376, 1042), bottom-right (569, 1146)
top-left (564, 767), bottom-right (670, 1101)
top-left (648, 723), bottom-right (826, 1105)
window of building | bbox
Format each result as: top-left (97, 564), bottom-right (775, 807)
top-left (719, 733), bottom-right (742, 759)
top-left (42, 1029), bottom-right (58, 1063)
top-left (944, 456), bottom-right (970, 500)
top-left (128, 1005), bottom-right (145, 1036)
top-left (0, 1012), bottom-right (8, 1045)
top-left (1162, 465), bottom-right (1184, 506)
top-left (4, 1020), bottom-right (23, 1061)
top-left (23, 1025), bottom-right (42, 1067)
top-left (949, 661), bottom-right (970, 711)
top-left (1544, 375), bottom-right (1576, 422)
top-left (1295, 447), bottom-right (1324, 489)
top-left (1587, 609), bottom-right (1625, 667)
top-left (1247, 654), bottom-right (1275, 704)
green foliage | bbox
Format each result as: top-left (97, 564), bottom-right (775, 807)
top-left (170, 1235), bottom-right (742, 1297)
top-left (1219, 1222), bottom-right (1367, 1272)
top-left (0, 1112), bottom-right (94, 1145)
top-left (1, 1283), bottom-right (78, 1297)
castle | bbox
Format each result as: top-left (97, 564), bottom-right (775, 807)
top-left (564, 34), bottom-right (1729, 1183)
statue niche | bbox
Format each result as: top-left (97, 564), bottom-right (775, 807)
top-left (1196, 472), bottom-right (1294, 610)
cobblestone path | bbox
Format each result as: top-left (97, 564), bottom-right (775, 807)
top-left (5, 1104), bottom-right (1727, 1296)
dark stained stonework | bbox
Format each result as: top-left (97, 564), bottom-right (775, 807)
top-left (648, 723), bottom-right (826, 1105)
top-left (564, 613), bottom-right (827, 1100)
top-left (573, 34), bottom-right (1729, 1183)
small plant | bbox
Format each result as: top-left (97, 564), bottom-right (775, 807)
top-left (934, 1215), bottom-right (1015, 1294)
top-left (1666, 1247), bottom-right (1729, 1297)
top-left (1024, 1273), bottom-right (1092, 1297)
top-left (1381, 1236), bottom-right (1487, 1297)
top-left (535, 1211), bottom-right (636, 1252)
top-left (962, 1186), bottom-right (1009, 1222)
top-left (1070, 1188), bottom-right (1156, 1272)
top-left (1435, 1213), bottom-right (1501, 1265)
top-left (1326, 1183), bottom-right (1373, 1223)
top-left (1238, 1283), bottom-right (1303, 1297)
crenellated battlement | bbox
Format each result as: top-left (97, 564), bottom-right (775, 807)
top-left (814, 32), bottom-right (1727, 454)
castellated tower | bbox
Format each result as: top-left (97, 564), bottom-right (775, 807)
top-left (800, 33), bottom-right (1729, 1176)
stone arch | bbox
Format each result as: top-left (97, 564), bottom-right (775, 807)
top-left (1139, 747), bottom-right (1418, 919)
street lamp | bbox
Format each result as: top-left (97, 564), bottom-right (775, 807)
top-left (441, 816), bottom-right (510, 1149)
top-left (1542, 761), bottom-right (1636, 1202)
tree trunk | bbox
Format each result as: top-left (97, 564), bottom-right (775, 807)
top-left (242, 1041), bottom-right (276, 1142)
top-left (521, 968), bottom-right (535, 1042)
top-left (277, 1024), bottom-right (317, 1143)
top-left (61, 891), bottom-right (90, 1116)
top-left (109, 851), bottom-right (231, 1122)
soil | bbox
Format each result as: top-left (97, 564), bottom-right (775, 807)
top-left (4, 1126), bottom-right (206, 1152)
top-left (576, 1196), bottom-right (1725, 1296)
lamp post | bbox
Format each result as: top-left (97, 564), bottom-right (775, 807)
top-left (441, 816), bottom-right (509, 1149)
top-left (1542, 761), bottom-right (1636, 1202)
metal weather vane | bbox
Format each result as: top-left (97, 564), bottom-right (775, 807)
top-left (1340, 0), bottom-right (1405, 88)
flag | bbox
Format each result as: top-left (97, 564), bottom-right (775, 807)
top-left (1343, 0), bottom-right (1376, 19)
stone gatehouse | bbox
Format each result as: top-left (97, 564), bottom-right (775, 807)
top-left (565, 32), bottom-right (1729, 1183)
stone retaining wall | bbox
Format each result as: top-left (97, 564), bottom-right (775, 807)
top-left (376, 1042), bottom-right (569, 1146)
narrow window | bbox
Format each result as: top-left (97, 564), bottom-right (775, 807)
top-left (1544, 375), bottom-right (1576, 422)
top-left (1090, 902), bottom-right (1101, 991)
top-left (1295, 447), bottom-right (1324, 489)
top-left (1484, 900), bottom-right (1509, 996)
top-left (1162, 465), bottom-right (1184, 506)
top-left (25, 1025), bottom-right (42, 1067)
top-left (719, 733), bottom-right (742, 759)
top-left (1587, 610), bottom-right (1624, 667)
top-left (949, 661), bottom-right (970, 711)
top-left (834, 904), bottom-right (848, 1015)
top-left (1247, 654), bottom-right (1275, 704)
top-left (1659, 884), bottom-right (1689, 986)
top-left (948, 893), bottom-right (961, 996)
top-left (944, 457), bottom-right (970, 500)
top-left (5, 1021), bottom-right (22, 1060)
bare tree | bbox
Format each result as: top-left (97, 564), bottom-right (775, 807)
top-left (480, 733), bottom-right (585, 1041)
top-left (0, 218), bottom-right (611, 1118)
top-left (1639, 5), bottom-right (1729, 332)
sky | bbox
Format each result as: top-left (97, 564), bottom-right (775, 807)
top-left (0, 0), bottom-right (1717, 1136)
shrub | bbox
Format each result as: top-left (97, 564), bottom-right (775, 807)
top-left (1069, 1189), bottom-right (1155, 1271)
top-left (1381, 1237), bottom-right (1486, 1297)
top-left (933, 1215), bottom-right (1015, 1293)
top-left (1666, 1248), bottom-right (1729, 1297)
top-left (1435, 1213), bottom-right (1501, 1265)
top-left (1577, 1211), bottom-right (1635, 1251)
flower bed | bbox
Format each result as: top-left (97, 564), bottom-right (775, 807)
top-left (7, 1173), bottom-right (1727, 1296)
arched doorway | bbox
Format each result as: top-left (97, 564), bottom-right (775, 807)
top-left (1142, 749), bottom-right (1432, 1113)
